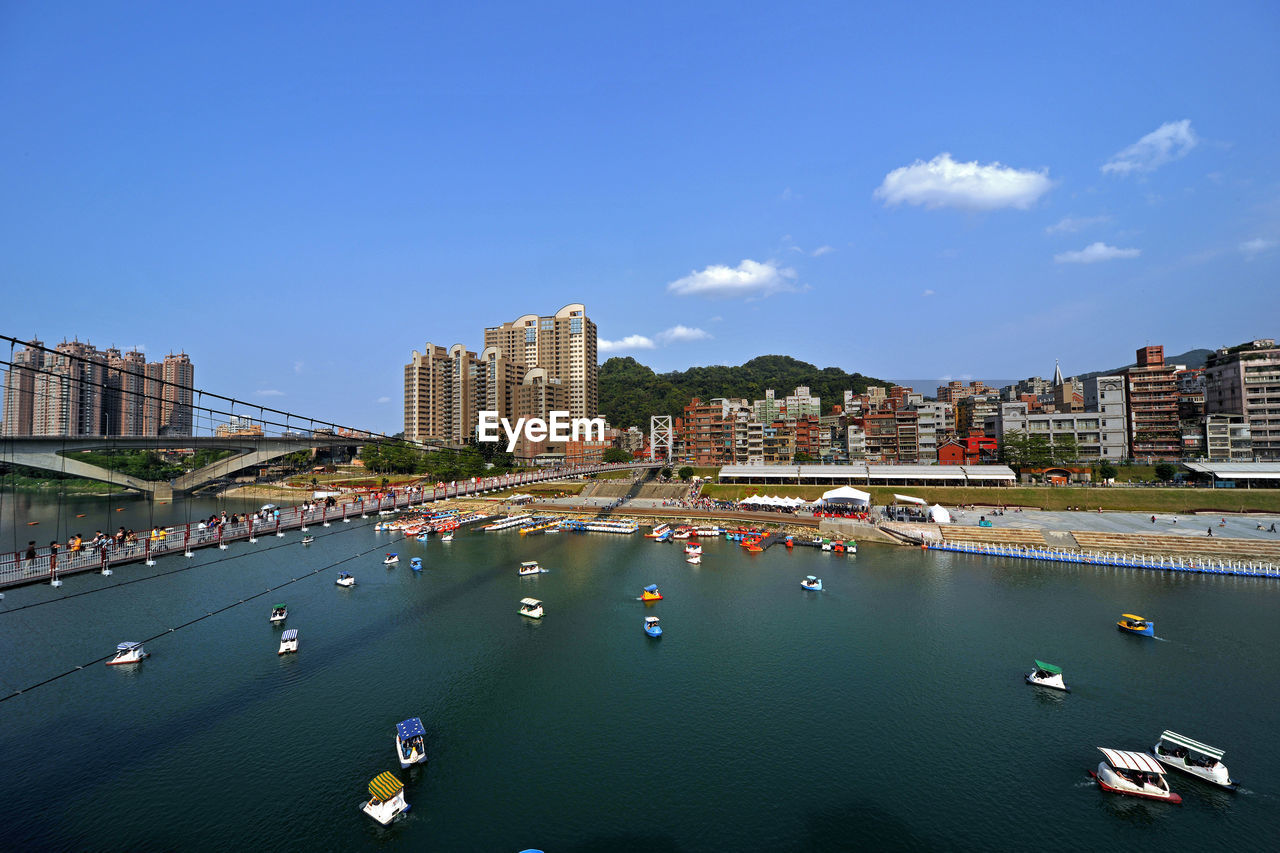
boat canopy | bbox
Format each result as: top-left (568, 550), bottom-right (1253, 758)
top-left (1033, 660), bottom-right (1062, 674)
top-left (1098, 747), bottom-right (1164, 774)
top-left (368, 771), bottom-right (404, 800)
top-left (1120, 614), bottom-right (1146, 621)
top-left (1159, 730), bottom-right (1225, 760)
top-left (519, 598), bottom-right (542, 607)
top-left (280, 629), bottom-right (298, 641)
top-left (644, 584), bottom-right (659, 592)
top-left (893, 493), bottom-right (928, 505)
top-left (116, 642), bottom-right (141, 651)
top-left (806, 576), bottom-right (818, 581)
top-left (645, 616), bottom-right (660, 623)
top-left (396, 717), bottom-right (426, 740)
top-left (521, 561), bottom-right (539, 567)
top-left (272, 603), bottom-right (287, 610)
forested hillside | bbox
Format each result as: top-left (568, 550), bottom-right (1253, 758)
top-left (599, 355), bottom-right (892, 429)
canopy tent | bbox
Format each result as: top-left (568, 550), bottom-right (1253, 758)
top-left (818, 486), bottom-right (871, 506)
top-left (396, 718), bottom-right (426, 740)
top-left (929, 504), bottom-right (952, 524)
top-left (893, 494), bottom-right (927, 505)
top-left (1033, 660), bottom-right (1062, 675)
top-left (368, 771), bottom-right (405, 800)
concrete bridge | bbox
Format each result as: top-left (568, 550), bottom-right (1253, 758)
top-left (0, 434), bottom-right (366, 500)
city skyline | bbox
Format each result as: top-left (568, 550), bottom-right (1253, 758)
top-left (2, 2), bottom-right (1277, 434)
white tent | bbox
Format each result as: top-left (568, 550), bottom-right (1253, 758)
top-left (893, 493), bottom-right (927, 505)
top-left (740, 495), bottom-right (766, 505)
top-left (929, 504), bottom-right (952, 524)
top-left (819, 486), bottom-right (871, 506)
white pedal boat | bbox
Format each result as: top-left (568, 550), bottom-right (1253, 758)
top-left (269, 603), bottom-right (288, 624)
top-left (519, 598), bottom-right (544, 619)
top-left (1025, 659), bottom-right (1068, 692)
top-left (336, 572), bottom-right (356, 587)
top-left (1152, 731), bottom-right (1237, 789)
top-left (362, 771), bottom-right (410, 825)
top-left (278, 628), bottom-right (299, 655)
top-left (106, 641), bottom-right (149, 666)
top-left (1091, 747), bottom-right (1181, 803)
top-left (395, 717), bottom-right (428, 768)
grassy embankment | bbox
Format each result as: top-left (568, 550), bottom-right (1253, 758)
top-left (700, 483), bottom-right (1280, 514)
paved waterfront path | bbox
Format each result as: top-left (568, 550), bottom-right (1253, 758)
top-left (949, 507), bottom-right (1280, 541)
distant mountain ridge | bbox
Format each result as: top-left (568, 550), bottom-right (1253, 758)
top-left (598, 355), bottom-right (892, 430)
top-left (1074, 348), bottom-right (1213, 382)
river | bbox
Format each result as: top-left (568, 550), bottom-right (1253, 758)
top-left (0, 492), bottom-right (1277, 851)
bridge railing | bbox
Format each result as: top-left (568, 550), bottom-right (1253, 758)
top-left (0, 462), bottom-right (651, 590)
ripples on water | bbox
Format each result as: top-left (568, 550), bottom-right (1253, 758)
top-left (1, 511), bottom-right (1278, 851)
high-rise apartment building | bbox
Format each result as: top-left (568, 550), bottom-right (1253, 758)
top-left (1, 339), bottom-right (195, 437)
top-left (483, 303), bottom-right (597, 420)
top-left (1122, 345), bottom-right (1180, 460)
top-left (404, 304), bottom-right (599, 450)
top-left (1204, 338), bottom-right (1280, 461)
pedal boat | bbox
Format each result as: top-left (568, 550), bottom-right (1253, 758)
top-left (383, 553), bottom-right (399, 566)
top-left (1152, 731), bottom-right (1237, 789)
top-left (518, 561), bottom-right (543, 576)
top-left (269, 603), bottom-right (288, 624)
top-left (301, 535), bottom-right (314, 545)
top-left (106, 641), bottom-right (149, 666)
top-left (1090, 747), bottom-right (1181, 803)
top-left (641, 584), bottom-right (663, 601)
top-left (645, 523), bottom-right (671, 539)
top-left (1025, 659), bottom-right (1068, 691)
top-left (277, 628), bottom-right (299, 655)
top-left (684, 543), bottom-right (702, 556)
top-left (410, 557), bottom-right (422, 572)
top-left (395, 717), bottom-right (428, 768)
top-left (519, 598), bottom-right (544, 619)
top-left (644, 616), bottom-right (662, 638)
top-left (336, 572), bottom-right (356, 587)
top-left (801, 575), bottom-right (822, 591)
top-left (686, 554), bottom-right (701, 565)
top-left (1117, 614), bottom-right (1154, 636)
top-left (362, 771), bottom-right (410, 825)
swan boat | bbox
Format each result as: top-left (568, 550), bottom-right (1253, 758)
top-left (801, 575), bottom-right (822, 591)
top-left (1090, 747), bottom-right (1181, 803)
top-left (1151, 731), bottom-right (1237, 789)
top-left (644, 616), bottom-right (662, 638)
top-left (336, 572), bottom-right (356, 587)
top-left (641, 584), bottom-right (663, 601)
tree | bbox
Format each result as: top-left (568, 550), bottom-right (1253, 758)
top-left (601, 447), bottom-right (632, 464)
top-left (677, 466), bottom-right (694, 481)
top-left (1051, 436), bottom-right (1079, 466)
top-left (1096, 461), bottom-right (1118, 482)
top-left (793, 451), bottom-right (814, 463)
top-left (660, 467), bottom-right (673, 480)
top-left (1154, 462), bottom-right (1178, 482)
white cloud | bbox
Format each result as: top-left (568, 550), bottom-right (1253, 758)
top-left (376, 396), bottom-right (391, 404)
top-left (1240, 237), bottom-right (1277, 258)
top-left (810, 245), bottom-right (834, 257)
top-left (598, 334), bottom-right (656, 352)
top-left (1054, 242), bottom-right (1141, 264)
top-left (874, 152), bottom-right (1052, 211)
top-left (667, 259), bottom-right (799, 299)
top-left (656, 325), bottom-right (712, 345)
top-left (293, 360), bottom-right (304, 374)
top-left (255, 389), bottom-right (285, 397)
top-left (1102, 120), bottom-right (1198, 175)
top-left (922, 289), bottom-right (935, 296)
top-left (1046, 214), bottom-right (1112, 234)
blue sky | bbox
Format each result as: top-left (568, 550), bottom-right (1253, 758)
top-left (3, 1), bottom-right (1278, 432)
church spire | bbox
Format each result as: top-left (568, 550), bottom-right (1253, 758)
top-left (1053, 359), bottom-right (1064, 387)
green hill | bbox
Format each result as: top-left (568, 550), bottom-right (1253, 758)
top-left (599, 355), bottom-right (892, 429)
top-left (1076, 348), bottom-right (1213, 381)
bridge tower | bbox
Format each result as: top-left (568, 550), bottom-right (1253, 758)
top-left (648, 415), bottom-right (672, 463)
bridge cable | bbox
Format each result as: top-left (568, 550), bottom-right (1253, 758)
top-left (0, 536), bottom-right (392, 704)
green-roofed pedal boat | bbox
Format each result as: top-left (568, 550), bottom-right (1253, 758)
top-left (361, 771), bottom-right (410, 825)
top-left (268, 603), bottom-right (288, 624)
top-left (1025, 660), bottom-right (1068, 692)
top-left (1151, 730), bottom-right (1237, 789)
